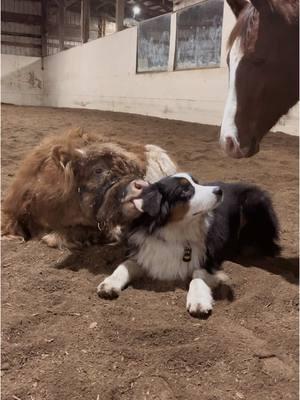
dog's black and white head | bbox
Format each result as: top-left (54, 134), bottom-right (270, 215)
top-left (130, 173), bottom-right (223, 232)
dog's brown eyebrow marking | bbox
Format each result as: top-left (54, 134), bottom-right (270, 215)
top-left (178, 178), bottom-right (189, 185)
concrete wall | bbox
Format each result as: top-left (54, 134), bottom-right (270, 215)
top-left (1, 55), bottom-right (43, 105)
top-left (1, 1), bottom-right (299, 135)
top-left (41, 4), bottom-right (234, 127)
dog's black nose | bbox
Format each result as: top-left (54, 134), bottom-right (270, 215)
top-left (213, 187), bottom-right (223, 198)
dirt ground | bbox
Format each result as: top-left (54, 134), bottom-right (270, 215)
top-left (1, 104), bottom-right (299, 400)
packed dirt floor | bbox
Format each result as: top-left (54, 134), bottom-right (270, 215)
top-left (1, 104), bottom-right (299, 400)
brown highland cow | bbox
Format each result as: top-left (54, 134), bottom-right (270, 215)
top-left (2, 128), bottom-right (177, 249)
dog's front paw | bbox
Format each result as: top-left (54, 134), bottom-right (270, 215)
top-left (186, 279), bottom-right (214, 318)
top-left (97, 279), bottom-right (121, 299)
top-left (186, 299), bottom-right (213, 318)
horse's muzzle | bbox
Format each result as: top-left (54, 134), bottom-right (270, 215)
top-left (221, 136), bottom-right (259, 158)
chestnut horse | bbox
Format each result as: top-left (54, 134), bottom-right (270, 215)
top-left (220, 0), bottom-right (299, 158)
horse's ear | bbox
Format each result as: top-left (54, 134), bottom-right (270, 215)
top-left (249, 0), bottom-right (272, 13)
top-left (227, 0), bottom-right (249, 18)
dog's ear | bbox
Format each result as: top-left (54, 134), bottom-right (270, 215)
top-left (133, 188), bottom-right (163, 217)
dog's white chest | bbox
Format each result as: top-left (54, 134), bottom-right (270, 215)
top-left (131, 220), bottom-right (208, 281)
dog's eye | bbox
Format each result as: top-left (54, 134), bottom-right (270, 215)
top-left (181, 187), bottom-right (191, 195)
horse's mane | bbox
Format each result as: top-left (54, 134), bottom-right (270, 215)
top-left (228, 0), bottom-right (299, 53)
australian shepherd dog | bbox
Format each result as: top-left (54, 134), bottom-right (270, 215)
top-left (97, 173), bottom-right (280, 318)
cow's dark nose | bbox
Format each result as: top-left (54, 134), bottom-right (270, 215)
top-left (213, 187), bottom-right (223, 198)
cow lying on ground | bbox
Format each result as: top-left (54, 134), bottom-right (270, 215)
top-left (1, 128), bottom-right (177, 249)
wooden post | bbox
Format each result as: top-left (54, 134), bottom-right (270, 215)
top-left (81, 0), bottom-right (90, 43)
top-left (116, 0), bottom-right (124, 32)
top-left (41, 0), bottom-right (47, 68)
top-left (58, 0), bottom-right (65, 51)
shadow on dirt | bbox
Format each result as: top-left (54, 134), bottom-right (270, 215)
top-left (53, 242), bottom-right (298, 286)
top-left (231, 255), bottom-right (299, 285)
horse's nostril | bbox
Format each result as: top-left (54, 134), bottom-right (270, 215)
top-left (225, 136), bottom-right (235, 152)
top-left (222, 136), bottom-right (245, 158)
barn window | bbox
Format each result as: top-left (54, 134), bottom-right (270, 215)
top-left (175, 0), bottom-right (224, 70)
top-left (136, 13), bottom-right (171, 73)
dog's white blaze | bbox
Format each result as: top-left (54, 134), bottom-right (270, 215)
top-left (220, 39), bottom-right (243, 146)
top-left (174, 173), bottom-right (219, 216)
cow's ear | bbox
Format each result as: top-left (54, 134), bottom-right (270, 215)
top-left (227, 0), bottom-right (249, 18)
top-left (51, 145), bottom-right (72, 169)
top-left (51, 145), bottom-right (84, 170)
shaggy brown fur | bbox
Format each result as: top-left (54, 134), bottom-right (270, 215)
top-left (2, 128), bottom-right (175, 249)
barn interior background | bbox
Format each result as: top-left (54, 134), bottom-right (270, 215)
top-left (1, 0), bottom-right (298, 134)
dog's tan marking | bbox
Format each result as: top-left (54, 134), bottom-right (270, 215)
top-left (169, 203), bottom-right (189, 222)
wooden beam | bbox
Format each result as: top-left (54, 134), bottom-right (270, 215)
top-left (1, 11), bottom-right (41, 25)
top-left (1, 40), bottom-right (41, 49)
top-left (116, 0), bottom-right (124, 31)
top-left (41, 0), bottom-right (48, 58)
top-left (81, 0), bottom-right (90, 43)
top-left (96, 0), bottom-right (113, 11)
top-left (58, 1), bottom-right (65, 51)
top-left (1, 31), bottom-right (41, 38)
top-left (65, 0), bottom-right (79, 8)
top-left (48, 23), bottom-right (81, 41)
top-left (47, 42), bottom-right (74, 49)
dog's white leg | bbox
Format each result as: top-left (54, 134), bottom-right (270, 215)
top-left (197, 269), bottom-right (230, 289)
top-left (97, 259), bottom-right (142, 299)
top-left (186, 270), bottom-right (214, 317)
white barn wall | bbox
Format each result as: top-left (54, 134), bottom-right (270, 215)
top-left (43, 27), bottom-right (230, 126)
top-left (1, 1), bottom-right (298, 135)
top-left (1, 55), bottom-right (43, 105)
top-left (42, 3), bottom-right (232, 127)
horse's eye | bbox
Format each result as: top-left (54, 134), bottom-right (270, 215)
top-left (252, 57), bottom-right (265, 66)
top-left (95, 168), bottom-right (102, 174)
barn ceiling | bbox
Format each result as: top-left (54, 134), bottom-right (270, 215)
top-left (65, 0), bottom-right (173, 21)
top-left (1, 0), bottom-right (175, 57)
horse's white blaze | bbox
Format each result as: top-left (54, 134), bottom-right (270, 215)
top-left (220, 39), bottom-right (244, 147)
